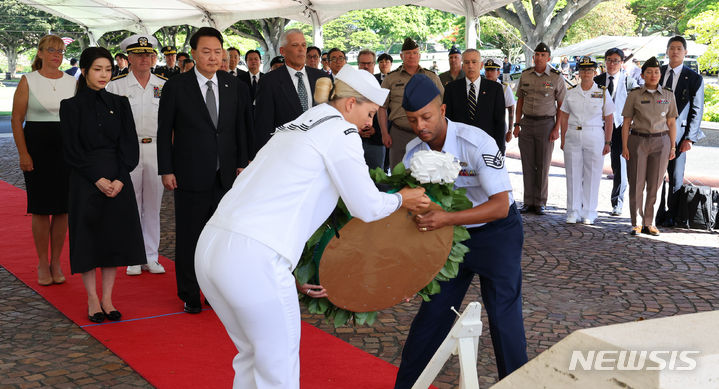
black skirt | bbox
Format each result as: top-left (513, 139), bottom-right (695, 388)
top-left (22, 121), bottom-right (70, 214)
top-left (67, 170), bottom-right (146, 274)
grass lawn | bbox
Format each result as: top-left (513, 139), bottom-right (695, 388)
top-left (0, 111), bottom-right (10, 116)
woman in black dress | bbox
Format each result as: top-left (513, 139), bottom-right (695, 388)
top-left (11, 35), bottom-right (76, 285)
top-left (60, 47), bottom-right (146, 323)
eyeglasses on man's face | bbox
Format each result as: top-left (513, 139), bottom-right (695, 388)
top-left (330, 56), bottom-right (346, 63)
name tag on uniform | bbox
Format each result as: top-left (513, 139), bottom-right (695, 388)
top-left (153, 86), bottom-right (162, 98)
top-left (656, 99), bottom-right (670, 104)
top-left (591, 92), bottom-right (603, 98)
top-left (395, 83), bottom-right (405, 87)
top-left (641, 100), bottom-right (650, 104)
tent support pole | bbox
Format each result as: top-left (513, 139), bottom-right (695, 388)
top-left (464, 0), bottom-right (478, 49)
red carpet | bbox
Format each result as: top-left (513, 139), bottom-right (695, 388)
top-left (0, 180), bottom-right (402, 388)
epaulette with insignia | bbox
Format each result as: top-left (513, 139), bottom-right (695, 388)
top-left (155, 74), bottom-right (168, 81)
top-left (344, 128), bottom-right (358, 135)
top-left (568, 85), bottom-right (576, 89)
top-left (664, 87), bottom-right (673, 92)
top-left (600, 85), bottom-right (607, 89)
top-left (522, 68), bottom-right (533, 72)
top-left (502, 81), bottom-right (509, 86)
top-left (551, 68), bottom-right (561, 74)
top-left (111, 73), bottom-right (128, 81)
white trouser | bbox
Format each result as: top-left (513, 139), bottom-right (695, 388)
top-left (563, 126), bottom-right (605, 221)
top-left (130, 142), bottom-right (164, 263)
top-left (195, 225), bottom-right (300, 389)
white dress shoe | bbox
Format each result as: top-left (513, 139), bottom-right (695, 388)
top-left (146, 261), bottom-right (166, 274)
top-left (126, 265), bottom-right (142, 276)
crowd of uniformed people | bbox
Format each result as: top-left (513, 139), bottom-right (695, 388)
top-left (10, 24), bottom-right (704, 388)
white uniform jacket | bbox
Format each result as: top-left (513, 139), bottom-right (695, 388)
top-left (106, 71), bottom-right (166, 138)
top-left (207, 103), bottom-right (401, 267)
top-left (403, 119), bottom-right (514, 229)
top-left (560, 83), bottom-right (615, 129)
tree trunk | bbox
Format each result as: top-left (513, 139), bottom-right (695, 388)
top-left (228, 18), bottom-right (289, 72)
top-left (4, 44), bottom-right (19, 78)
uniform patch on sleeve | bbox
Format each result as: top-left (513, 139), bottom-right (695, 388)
top-left (344, 128), bottom-right (358, 135)
top-left (482, 150), bottom-right (505, 169)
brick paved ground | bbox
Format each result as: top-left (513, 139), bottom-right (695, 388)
top-left (1, 137), bottom-right (717, 388)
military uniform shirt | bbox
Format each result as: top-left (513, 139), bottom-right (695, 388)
top-left (106, 71), bottom-right (166, 138)
top-left (403, 119), bottom-right (514, 228)
top-left (439, 69), bottom-right (465, 87)
top-left (381, 65), bottom-right (444, 130)
top-left (516, 65), bottom-right (566, 116)
top-left (154, 65), bottom-right (180, 79)
top-left (622, 86), bottom-right (678, 134)
top-left (498, 80), bottom-right (516, 107)
top-left (560, 83), bottom-right (615, 128)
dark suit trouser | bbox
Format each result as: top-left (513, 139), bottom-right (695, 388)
top-left (610, 124), bottom-right (628, 209)
top-left (664, 147), bottom-right (687, 221)
top-left (174, 172), bottom-right (227, 306)
top-left (518, 117), bottom-right (555, 206)
top-left (394, 204), bottom-right (527, 388)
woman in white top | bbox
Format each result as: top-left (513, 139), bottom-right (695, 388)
top-left (11, 35), bottom-right (76, 286)
top-left (195, 65), bottom-right (430, 389)
top-left (559, 57), bottom-right (614, 224)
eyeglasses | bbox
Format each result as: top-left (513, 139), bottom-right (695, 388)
top-left (606, 59), bottom-right (622, 64)
top-left (358, 61), bottom-right (373, 66)
top-left (330, 56), bottom-right (346, 63)
top-left (321, 58), bottom-right (328, 62)
top-left (307, 54), bottom-right (319, 60)
top-left (45, 48), bottom-right (66, 55)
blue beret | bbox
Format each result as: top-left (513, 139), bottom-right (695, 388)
top-left (402, 74), bottom-right (440, 112)
top-left (449, 46), bottom-right (461, 56)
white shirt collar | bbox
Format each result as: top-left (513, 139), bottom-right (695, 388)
top-left (194, 67), bottom-right (218, 88)
top-left (669, 63), bottom-right (683, 75)
top-left (250, 71), bottom-right (260, 78)
top-left (286, 65), bottom-right (307, 78)
top-left (465, 76), bottom-right (481, 89)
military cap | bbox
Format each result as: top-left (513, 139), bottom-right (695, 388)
top-left (161, 46), bottom-right (177, 55)
top-left (641, 56), bottom-right (661, 73)
top-left (577, 56), bottom-right (597, 69)
top-left (448, 46), bottom-right (461, 56)
top-left (484, 59), bottom-right (501, 69)
top-left (402, 74), bottom-right (440, 112)
top-left (402, 37), bottom-right (419, 51)
top-left (534, 42), bottom-right (551, 54)
top-left (377, 53), bottom-right (393, 63)
top-left (121, 34), bottom-right (158, 54)
top-left (270, 55), bottom-right (285, 67)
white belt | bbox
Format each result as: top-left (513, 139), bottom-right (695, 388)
top-left (571, 125), bottom-right (602, 131)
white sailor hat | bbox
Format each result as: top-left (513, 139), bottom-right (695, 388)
top-left (120, 34), bottom-right (159, 54)
top-left (334, 64), bottom-right (389, 106)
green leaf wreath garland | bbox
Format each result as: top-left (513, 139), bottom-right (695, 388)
top-left (294, 163), bottom-right (473, 328)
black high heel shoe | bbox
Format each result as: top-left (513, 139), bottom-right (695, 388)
top-left (101, 306), bottom-right (122, 321)
top-left (88, 311), bottom-right (105, 323)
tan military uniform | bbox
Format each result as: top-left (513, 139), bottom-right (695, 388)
top-left (516, 65), bottom-right (567, 207)
top-left (381, 65), bottom-right (444, 167)
top-left (622, 86), bottom-right (678, 227)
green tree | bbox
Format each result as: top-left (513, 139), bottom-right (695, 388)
top-left (0, 0), bottom-right (53, 77)
top-left (686, 10), bottom-right (719, 73)
top-left (629, 0), bottom-right (717, 35)
top-left (492, 0), bottom-right (611, 64)
top-left (563, 0), bottom-right (637, 44)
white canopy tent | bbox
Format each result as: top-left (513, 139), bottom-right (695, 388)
top-left (19, 0), bottom-right (514, 49)
top-left (553, 35), bottom-right (708, 61)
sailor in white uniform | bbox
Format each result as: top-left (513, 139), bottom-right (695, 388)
top-left (106, 34), bottom-right (167, 275)
top-left (194, 65), bottom-right (430, 389)
top-left (558, 57), bottom-right (615, 224)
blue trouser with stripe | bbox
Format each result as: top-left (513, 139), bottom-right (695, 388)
top-left (394, 203), bottom-right (528, 388)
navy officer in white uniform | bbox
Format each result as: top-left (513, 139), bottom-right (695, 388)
top-left (394, 74), bottom-right (527, 388)
top-left (106, 34), bottom-right (167, 275)
top-left (194, 65), bottom-right (430, 389)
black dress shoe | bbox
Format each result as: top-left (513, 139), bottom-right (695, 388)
top-left (535, 206), bottom-right (546, 215)
top-left (88, 312), bottom-right (105, 323)
top-left (204, 298), bottom-right (211, 308)
top-left (184, 303), bottom-right (202, 314)
top-left (519, 204), bottom-right (534, 213)
top-left (102, 307), bottom-right (122, 321)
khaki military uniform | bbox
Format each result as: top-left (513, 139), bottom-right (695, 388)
top-left (516, 65), bottom-right (567, 207)
top-left (439, 69), bottom-right (465, 87)
top-left (622, 86), bottom-right (678, 227)
top-left (381, 65), bottom-right (444, 167)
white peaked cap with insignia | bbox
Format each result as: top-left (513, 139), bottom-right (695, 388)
top-left (120, 34), bottom-right (159, 54)
top-left (334, 64), bottom-right (389, 106)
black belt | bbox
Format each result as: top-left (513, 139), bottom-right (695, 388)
top-left (523, 115), bottom-right (554, 120)
top-left (630, 131), bottom-right (668, 138)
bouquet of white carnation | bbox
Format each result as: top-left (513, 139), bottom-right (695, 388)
top-left (408, 150), bottom-right (462, 184)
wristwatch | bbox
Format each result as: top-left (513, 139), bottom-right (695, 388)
top-left (605, 141), bottom-right (611, 145)
top-left (513, 123), bottom-right (520, 127)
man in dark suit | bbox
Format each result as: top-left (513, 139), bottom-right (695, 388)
top-left (253, 28), bottom-right (330, 157)
top-left (227, 47), bottom-right (248, 79)
top-left (443, 49), bottom-right (506, 153)
top-left (357, 49), bottom-right (386, 170)
top-left (657, 36), bottom-right (705, 227)
top-left (237, 49), bottom-right (263, 103)
top-left (157, 27), bottom-right (252, 314)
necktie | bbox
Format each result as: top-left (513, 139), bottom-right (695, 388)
top-left (205, 80), bottom-right (218, 128)
top-left (295, 71), bottom-right (308, 112)
top-left (607, 75), bottom-right (614, 99)
top-left (665, 69), bottom-right (674, 90)
top-left (467, 82), bottom-right (477, 121)
top-left (252, 75), bottom-right (257, 93)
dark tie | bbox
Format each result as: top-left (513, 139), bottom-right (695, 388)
top-left (252, 75), bottom-right (257, 93)
top-left (467, 82), bottom-right (477, 121)
top-left (607, 75), bottom-right (614, 99)
top-left (665, 69), bottom-right (674, 90)
top-left (205, 80), bottom-right (218, 128)
top-left (295, 71), bottom-right (308, 112)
